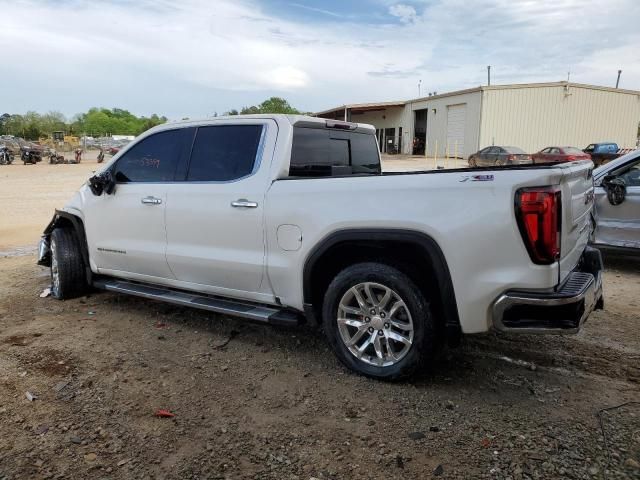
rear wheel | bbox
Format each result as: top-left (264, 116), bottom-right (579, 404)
top-left (322, 262), bottom-right (435, 380)
top-left (50, 228), bottom-right (87, 299)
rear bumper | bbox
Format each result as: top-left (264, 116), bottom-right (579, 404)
top-left (492, 247), bottom-right (603, 334)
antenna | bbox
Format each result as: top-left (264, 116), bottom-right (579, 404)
top-left (616, 70), bottom-right (622, 88)
top-left (567, 71), bottom-right (570, 82)
top-left (487, 65), bottom-right (491, 86)
top-left (418, 79), bottom-right (422, 97)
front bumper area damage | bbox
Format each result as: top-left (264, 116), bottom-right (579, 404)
top-left (492, 247), bottom-right (604, 334)
top-left (37, 236), bottom-right (51, 266)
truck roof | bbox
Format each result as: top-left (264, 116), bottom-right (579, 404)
top-left (145, 114), bottom-right (376, 136)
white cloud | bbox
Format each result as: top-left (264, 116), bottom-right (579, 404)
top-left (0, 0), bottom-right (638, 118)
top-left (261, 66), bottom-right (310, 88)
top-left (388, 4), bottom-right (418, 24)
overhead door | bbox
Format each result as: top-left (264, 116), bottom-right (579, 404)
top-left (446, 104), bottom-right (466, 153)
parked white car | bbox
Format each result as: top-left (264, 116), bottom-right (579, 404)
top-left (38, 115), bottom-right (603, 379)
top-left (591, 150), bottom-right (640, 252)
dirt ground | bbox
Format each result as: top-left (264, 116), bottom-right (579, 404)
top-left (0, 160), bottom-right (639, 480)
top-left (0, 152), bottom-right (101, 252)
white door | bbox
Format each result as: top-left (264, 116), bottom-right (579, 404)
top-left (164, 120), bottom-right (276, 301)
top-left (83, 127), bottom-right (193, 280)
top-left (446, 104), bottom-right (466, 154)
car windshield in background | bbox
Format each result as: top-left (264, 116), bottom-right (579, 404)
top-left (584, 144), bottom-right (596, 152)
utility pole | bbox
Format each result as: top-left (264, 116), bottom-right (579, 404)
top-left (418, 79), bottom-right (422, 97)
top-left (487, 66), bottom-right (491, 86)
top-left (616, 70), bottom-right (622, 88)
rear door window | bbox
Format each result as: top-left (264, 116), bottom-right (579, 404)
top-left (186, 125), bottom-right (263, 182)
top-left (114, 128), bottom-right (192, 183)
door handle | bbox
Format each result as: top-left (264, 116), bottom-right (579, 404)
top-left (141, 196), bottom-right (162, 205)
top-left (231, 199), bottom-right (258, 208)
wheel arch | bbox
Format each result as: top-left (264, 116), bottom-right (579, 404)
top-left (41, 210), bottom-right (92, 283)
top-left (303, 229), bottom-right (461, 343)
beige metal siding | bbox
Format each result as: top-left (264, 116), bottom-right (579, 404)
top-left (479, 85), bottom-right (640, 153)
top-left (409, 91), bottom-right (482, 158)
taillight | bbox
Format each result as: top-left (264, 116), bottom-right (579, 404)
top-left (515, 187), bottom-right (562, 264)
top-left (507, 154), bottom-right (515, 162)
top-left (566, 155), bottom-right (576, 161)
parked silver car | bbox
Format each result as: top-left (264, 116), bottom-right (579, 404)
top-left (592, 150), bottom-right (640, 252)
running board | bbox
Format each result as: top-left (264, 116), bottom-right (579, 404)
top-left (92, 278), bottom-right (302, 326)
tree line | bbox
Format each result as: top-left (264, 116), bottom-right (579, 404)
top-left (0, 97), bottom-right (304, 141)
top-left (0, 109), bottom-right (168, 140)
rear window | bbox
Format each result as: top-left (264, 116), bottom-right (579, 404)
top-left (564, 147), bottom-right (583, 154)
top-left (504, 146), bottom-right (526, 154)
top-left (290, 127), bottom-right (381, 177)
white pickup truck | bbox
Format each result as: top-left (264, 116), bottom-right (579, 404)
top-left (38, 115), bottom-right (603, 379)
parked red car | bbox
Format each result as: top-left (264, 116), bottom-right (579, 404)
top-left (532, 146), bottom-right (591, 164)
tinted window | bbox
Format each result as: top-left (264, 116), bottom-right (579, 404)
top-left (290, 127), bottom-right (380, 176)
top-left (115, 129), bottom-right (190, 183)
top-left (187, 125), bottom-right (263, 182)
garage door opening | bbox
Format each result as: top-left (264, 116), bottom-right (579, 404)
top-left (413, 109), bottom-right (428, 155)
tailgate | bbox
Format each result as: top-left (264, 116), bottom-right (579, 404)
top-left (558, 160), bottom-right (594, 283)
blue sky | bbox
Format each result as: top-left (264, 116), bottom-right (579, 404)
top-left (1, 0), bottom-right (639, 119)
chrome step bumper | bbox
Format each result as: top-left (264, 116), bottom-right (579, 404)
top-left (492, 247), bottom-right (604, 334)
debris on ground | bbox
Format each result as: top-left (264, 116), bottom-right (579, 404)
top-left (25, 391), bottom-right (37, 402)
top-left (39, 287), bottom-right (51, 298)
top-left (154, 409), bottom-right (175, 418)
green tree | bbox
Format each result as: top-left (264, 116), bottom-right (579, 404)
top-left (238, 97), bottom-right (301, 115)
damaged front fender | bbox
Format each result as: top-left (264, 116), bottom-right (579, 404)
top-left (37, 236), bottom-right (51, 266)
top-left (37, 211), bottom-right (91, 285)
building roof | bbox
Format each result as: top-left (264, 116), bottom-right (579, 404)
top-left (314, 100), bottom-right (407, 117)
top-left (316, 81), bottom-right (640, 115)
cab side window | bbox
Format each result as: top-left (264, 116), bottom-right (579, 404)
top-left (115, 128), bottom-right (191, 183)
top-left (187, 125), bottom-right (263, 182)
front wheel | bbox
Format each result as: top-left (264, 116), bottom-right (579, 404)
top-left (50, 228), bottom-right (88, 299)
top-left (322, 262), bottom-right (435, 380)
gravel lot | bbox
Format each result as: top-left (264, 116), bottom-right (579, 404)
top-left (0, 161), bottom-right (639, 479)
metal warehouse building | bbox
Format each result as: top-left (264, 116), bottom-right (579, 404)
top-left (316, 82), bottom-right (640, 158)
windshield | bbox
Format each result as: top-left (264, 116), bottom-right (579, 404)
top-left (584, 144), bottom-right (595, 153)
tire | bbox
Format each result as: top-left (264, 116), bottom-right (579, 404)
top-left (322, 262), bottom-right (435, 380)
top-left (50, 228), bottom-right (87, 300)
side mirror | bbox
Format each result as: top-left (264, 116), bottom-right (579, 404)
top-left (88, 170), bottom-right (115, 196)
top-left (602, 174), bottom-right (626, 206)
